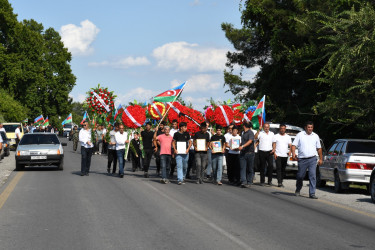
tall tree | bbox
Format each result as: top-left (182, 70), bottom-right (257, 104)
top-left (0, 0), bottom-right (76, 124)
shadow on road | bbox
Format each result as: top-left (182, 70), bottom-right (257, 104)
top-left (271, 191), bottom-right (297, 197)
top-left (20, 166), bottom-right (60, 171)
top-left (356, 198), bottom-right (373, 204)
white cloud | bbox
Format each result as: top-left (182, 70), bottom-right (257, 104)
top-left (152, 41), bottom-right (228, 72)
top-left (171, 74), bottom-right (221, 93)
top-left (88, 56), bottom-right (150, 69)
top-left (69, 94), bottom-right (86, 103)
top-left (115, 87), bottom-right (157, 105)
top-left (60, 20), bottom-right (100, 56)
top-left (190, 0), bottom-right (201, 6)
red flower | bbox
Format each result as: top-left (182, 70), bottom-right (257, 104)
top-left (214, 105), bottom-right (234, 127)
top-left (148, 102), bottom-right (166, 120)
top-left (122, 105), bottom-right (146, 128)
top-left (204, 106), bottom-right (215, 123)
top-left (232, 104), bottom-right (244, 125)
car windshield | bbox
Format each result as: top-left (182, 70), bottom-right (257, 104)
top-left (19, 134), bottom-right (60, 145)
top-left (346, 141), bottom-right (375, 154)
top-left (64, 124), bottom-right (72, 129)
top-left (3, 124), bottom-right (19, 132)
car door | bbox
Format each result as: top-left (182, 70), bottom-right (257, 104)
top-left (335, 141), bottom-right (347, 173)
top-left (321, 142), bottom-right (338, 179)
top-left (329, 142), bottom-right (345, 180)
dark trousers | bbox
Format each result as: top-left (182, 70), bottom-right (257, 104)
top-left (259, 150), bottom-right (273, 183)
top-left (276, 156), bottom-right (288, 184)
top-left (187, 149), bottom-right (195, 177)
top-left (102, 142), bottom-right (108, 154)
top-left (143, 149), bottom-right (153, 173)
top-left (131, 152), bottom-right (141, 171)
top-left (107, 149), bottom-right (117, 173)
top-left (240, 152), bottom-right (255, 185)
top-left (154, 149), bottom-right (161, 173)
top-left (195, 152), bottom-right (208, 181)
top-left (81, 147), bottom-right (93, 174)
top-left (227, 153), bottom-right (240, 183)
top-left (170, 156), bottom-right (176, 176)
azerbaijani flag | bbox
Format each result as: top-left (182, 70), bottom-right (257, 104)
top-left (22, 118), bottom-right (28, 123)
top-left (250, 95), bottom-right (266, 130)
top-left (114, 104), bottom-right (123, 121)
top-left (80, 111), bottom-right (88, 125)
top-left (42, 116), bottom-right (50, 126)
top-left (154, 82), bottom-right (186, 103)
top-left (34, 115), bottom-right (44, 125)
top-left (61, 113), bottom-right (72, 125)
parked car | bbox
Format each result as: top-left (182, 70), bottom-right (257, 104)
top-left (0, 131), bottom-right (10, 159)
top-left (370, 168), bottom-right (375, 203)
top-left (15, 133), bottom-right (67, 171)
top-left (318, 139), bottom-right (375, 193)
top-left (3, 123), bottom-right (24, 149)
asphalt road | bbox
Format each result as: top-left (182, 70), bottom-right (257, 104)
top-left (0, 140), bottom-right (375, 250)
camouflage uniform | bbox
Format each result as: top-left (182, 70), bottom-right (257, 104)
top-left (72, 129), bottom-right (79, 151)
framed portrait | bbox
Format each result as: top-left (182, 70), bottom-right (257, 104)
top-left (177, 141), bottom-right (187, 154)
top-left (196, 139), bottom-right (207, 151)
top-left (230, 138), bottom-right (240, 150)
top-left (212, 141), bottom-right (222, 153)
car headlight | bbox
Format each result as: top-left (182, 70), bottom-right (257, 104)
top-left (17, 151), bottom-right (30, 156)
top-left (48, 149), bottom-right (59, 155)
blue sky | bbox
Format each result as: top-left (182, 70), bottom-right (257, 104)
top-left (9, 0), bottom-right (257, 111)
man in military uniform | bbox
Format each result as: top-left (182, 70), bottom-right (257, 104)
top-left (72, 125), bottom-right (79, 152)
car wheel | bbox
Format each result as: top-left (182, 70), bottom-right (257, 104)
top-left (15, 162), bottom-right (25, 171)
top-left (58, 159), bottom-right (64, 170)
top-left (316, 167), bottom-right (326, 188)
top-left (370, 174), bottom-right (375, 203)
top-left (334, 171), bottom-right (343, 193)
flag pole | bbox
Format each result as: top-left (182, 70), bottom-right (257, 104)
top-left (260, 95), bottom-right (265, 128)
top-left (155, 82), bottom-right (187, 130)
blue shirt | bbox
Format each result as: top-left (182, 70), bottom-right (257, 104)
top-left (292, 131), bottom-right (321, 158)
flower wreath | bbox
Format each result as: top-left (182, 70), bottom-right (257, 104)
top-left (122, 105), bottom-right (146, 128)
top-left (232, 104), bottom-right (244, 125)
top-left (86, 86), bottom-right (115, 115)
top-left (213, 105), bottom-right (234, 127)
top-left (148, 102), bottom-right (166, 120)
top-left (204, 106), bottom-right (215, 124)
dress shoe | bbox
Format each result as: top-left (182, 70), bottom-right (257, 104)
top-left (309, 195), bottom-right (318, 199)
top-left (295, 191), bottom-right (301, 196)
top-left (85, 173), bottom-right (89, 176)
top-left (120, 174), bottom-right (124, 178)
top-left (278, 183), bottom-right (284, 188)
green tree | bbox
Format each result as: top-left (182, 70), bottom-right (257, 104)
top-left (0, 89), bottom-right (29, 122)
top-left (222, 0), bottom-right (369, 142)
top-left (0, 0), bottom-right (76, 126)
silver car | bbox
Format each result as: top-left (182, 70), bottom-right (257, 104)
top-left (15, 133), bottom-right (67, 171)
top-left (318, 139), bottom-right (375, 192)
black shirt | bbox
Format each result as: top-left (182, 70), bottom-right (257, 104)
top-left (210, 134), bottom-right (226, 155)
top-left (141, 130), bottom-right (154, 149)
top-left (173, 131), bottom-right (191, 150)
top-left (193, 131), bottom-right (210, 153)
top-left (131, 139), bottom-right (141, 155)
top-left (241, 129), bottom-right (255, 153)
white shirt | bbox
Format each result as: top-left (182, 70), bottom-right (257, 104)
top-left (292, 131), bottom-right (321, 158)
top-left (0, 127), bottom-right (6, 133)
top-left (224, 132), bottom-right (232, 150)
top-left (102, 128), bottom-right (107, 135)
top-left (228, 134), bottom-right (241, 154)
top-left (273, 133), bottom-right (292, 157)
top-left (0, 135), bottom-right (3, 143)
top-left (79, 129), bottom-right (93, 148)
top-left (15, 128), bottom-right (21, 139)
top-left (170, 128), bottom-right (178, 138)
top-left (115, 131), bottom-right (128, 150)
top-left (258, 131), bottom-right (274, 151)
top-left (251, 129), bottom-right (258, 153)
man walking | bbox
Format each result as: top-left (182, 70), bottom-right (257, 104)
top-left (209, 125), bottom-right (226, 185)
top-left (79, 121), bottom-right (94, 176)
top-left (155, 126), bottom-right (173, 184)
top-left (173, 122), bottom-right (191, 185)
top-left (193, 122), bottom-right (210, 184)
top-left (107, 124), bottom-right (118, 175)
top-left (292, 121), bottom-right (323, 199)
top-left (272, 124), bottom-right (292, 187)
top-left (239, 122), bottom-right (255, 188)
top-left (141, 122), bottom-right (154, 178)
top-left (169, 119), bottom-right (179, 178)
top-left (115, 124), bottom-right (129, 178)
top-left (255, 123), bottom-right (274, 186)
top-left (153, 121), bottom-right (165, 176)
top-left (71, 125), bottom-right (79, 152)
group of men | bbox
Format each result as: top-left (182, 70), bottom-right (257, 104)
top-left (78, 119), bottom-right (323, 199)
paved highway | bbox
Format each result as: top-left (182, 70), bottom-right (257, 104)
top-left (0, 140), bottom-right (375, 250)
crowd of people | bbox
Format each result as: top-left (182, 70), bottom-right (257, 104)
top-left (78, 119), bottom-right (323, 199)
